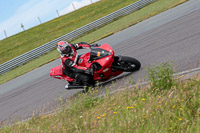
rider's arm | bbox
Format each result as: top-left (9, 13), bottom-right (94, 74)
top-left (64, 59), bottom-right (87, 73)
top-left (72, 42), bottom-right (91, 50)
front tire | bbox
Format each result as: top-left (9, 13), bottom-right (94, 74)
top-left (116, 56), bottom-right (141, 72)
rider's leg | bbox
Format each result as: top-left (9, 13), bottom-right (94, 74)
top-left (68, 72), bottom-right (94, 86)
top-left (75, 73), bottom-right (94, 86)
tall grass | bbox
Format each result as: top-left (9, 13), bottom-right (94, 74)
top-left (146, 63), bottom-right (174, 93)
top-left (1, 63), bottom-right (200, 132)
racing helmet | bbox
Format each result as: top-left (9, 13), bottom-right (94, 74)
top-left (57, 41), bottom-right (72, 56)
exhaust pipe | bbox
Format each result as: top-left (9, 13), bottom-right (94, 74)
top-left (65, 84), bottom-right (86, 90)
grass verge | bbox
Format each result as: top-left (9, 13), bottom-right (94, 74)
top-left (0, 0), bottom-right (188, 85)
top-left (1, 63), bottom-right (199, 132)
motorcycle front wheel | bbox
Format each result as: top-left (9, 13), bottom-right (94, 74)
top-left (116, 56), bottom-right (141, 72)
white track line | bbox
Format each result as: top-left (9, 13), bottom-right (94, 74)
top-left (174, 67), bottom-right (200, 76)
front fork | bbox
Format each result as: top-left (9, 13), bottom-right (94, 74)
top-left (111, 55), bottom-right (124, 71)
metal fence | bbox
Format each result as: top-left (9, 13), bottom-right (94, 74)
top-left (0, 0), bottom-right (156, 75)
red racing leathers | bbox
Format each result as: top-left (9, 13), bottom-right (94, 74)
top-left (60, 42), bottom-right (91, 78)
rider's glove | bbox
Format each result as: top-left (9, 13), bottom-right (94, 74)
top-left (90, 44), bottom-right (99, 47)
top-left (85, 68), bottom-right (93, 75)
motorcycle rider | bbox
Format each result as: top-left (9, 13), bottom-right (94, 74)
top-left (57, 41), bottom-right (97, 87)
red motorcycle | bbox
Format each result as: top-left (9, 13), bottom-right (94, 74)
top-left (50, 43), bottom-right (141, 90)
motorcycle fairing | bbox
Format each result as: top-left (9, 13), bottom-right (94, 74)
top-left (78, 52), bottom-right (92, 68)
top-left (50, 65), bottom-right (74, 82)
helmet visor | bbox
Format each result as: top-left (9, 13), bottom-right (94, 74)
top-left (62, 46), bottom-right (72, 55)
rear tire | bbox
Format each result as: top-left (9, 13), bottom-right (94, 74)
top-left (117, 56), bottom-right (141, 72)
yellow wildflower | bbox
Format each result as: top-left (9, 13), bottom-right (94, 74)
top-left (134, 104), bottom-right (137, 106)
top-left (142, 114), bottom-right (146, 116)
top-left (179, 118), bottom-right (182, 121)
top-left (173, 105), bottom-right (176, 108)
top-left (113, 112), bottom-right (117, 114)
top-left (141, 98), bottom-right (146, 101)
top-left (158, 96), bottom-right (161, 98)
top-left (179, 108), bottom-right (183, 110)
top-left (97, 117), bottom-right (101, 119)
top-left (150, 114), bottom-right (152, 116)
top-left (181, 99), bottom-right (184, 101)
top-left (126, 106), bottom-right (134, 109)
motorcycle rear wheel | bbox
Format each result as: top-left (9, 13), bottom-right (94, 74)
top-left (117, 56), bottom-right (141, 72)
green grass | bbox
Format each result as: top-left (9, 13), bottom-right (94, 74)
top-left (0, 0), bottom-right (188, 85)
top-left (0, 0), bottom-right (138, 64)
top-left (75, 0), bottom-right (188, 43)
top-left (1, 63), bottom-right (199, 132)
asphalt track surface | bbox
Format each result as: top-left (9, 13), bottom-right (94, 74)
top-left (1, 0), bottom-right (200, 124)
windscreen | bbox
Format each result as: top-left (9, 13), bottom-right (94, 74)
top-left (89, 47), bottom-right (110, 61)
